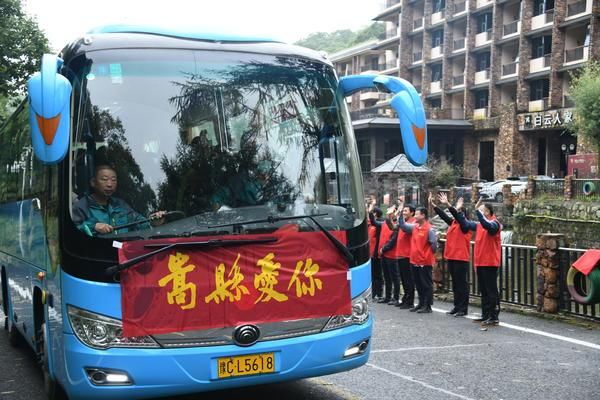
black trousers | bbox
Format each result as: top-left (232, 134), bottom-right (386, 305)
top-left (398, 257), bottom-right (415, 305)
top-left (371, 257), bottom-right (384, 298)
top-left (411, 265), bottom-right (433, 307)
top-left (383, 257), bottom-right (400, 301)
top-left (448, 259), bottom-right (469, 312)
top-left (476, 267), bottom-right (500, 319)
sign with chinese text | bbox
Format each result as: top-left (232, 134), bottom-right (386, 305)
top-left (518, 108), bottom-right (574, 131)
top-left (119, 228), bottom-right (351, 337)
top-left (568, 154), bottom-right (599, 178)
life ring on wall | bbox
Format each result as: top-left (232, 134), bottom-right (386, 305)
top-left (567, 266), bottom-right (600, 305)
top-left (582, 182), bottom-right (596, 196)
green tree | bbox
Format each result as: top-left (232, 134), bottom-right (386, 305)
top-left (295, 22), bottom-right (384, 53)
top-left (0, 0), bottom-right (50, 97)
top-left (569, 62), bottom-right (600, 151)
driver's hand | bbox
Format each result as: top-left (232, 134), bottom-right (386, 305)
top-left (94, 223), bottom-right (114, 234)
top-left (150, 211), bottom-right (167, 226)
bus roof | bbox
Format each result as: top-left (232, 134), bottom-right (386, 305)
top-left (60, 25), bottom-right (331, 67)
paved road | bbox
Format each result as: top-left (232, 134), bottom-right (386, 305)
top-left (1, 302), bottom-right (599, 400)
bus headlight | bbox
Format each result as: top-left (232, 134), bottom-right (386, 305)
top-left (67, 305), bottom-right (159, 349)
top-left (322, 289), bottom-right (370, 332)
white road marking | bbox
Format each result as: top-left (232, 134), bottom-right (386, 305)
top-left (431, 307), bottom-right (600, 351)
top-left (371, 342), bottom-right (494, 353)
top-left (366, 363), bottom-right (478, 400)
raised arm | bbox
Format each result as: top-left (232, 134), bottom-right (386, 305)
top-left (476, 210), bottom-right (500, 235)
top-left (452, 206), bottom-right (477, 232)
top-left (431, 192), bottom-right (454, 226)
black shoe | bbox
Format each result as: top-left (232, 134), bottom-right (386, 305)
top-left (454, 311), bottom-right (467, 317)
top-left (388, 300), bottom-right (400, 306)
top-left (377, 298), bottom-right (390, 304)
top-left (417, 306), bottom-right (432, 313)
top-left (446, 308), bottom-right (458, 315)
top-left (472, 316), bottom-right (489, 323)
top-left (398, 303), bottom-right (414, 309)
top-left (481, 318), bottom-right (499, 326)
top-left (409, 305), bottom-right (422, 312)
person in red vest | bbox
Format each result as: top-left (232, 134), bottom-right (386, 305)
top-left (367, 200), bottom-right (384, 302)
top-left (383, 202), bottom-right (416, 309)
top-left (393, 196), bottom-right (438, 313)
top-left (370, 203), bottom-right (394, 303)
top-left (430, 192), bottom-right (472, 317)
top-left (378, 205), bottom-right (402, 305)
top-left (453, 197), bottom-right (502, 326)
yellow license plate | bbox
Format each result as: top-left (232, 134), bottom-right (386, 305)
top-left (217, 352), bottom-right (275, 379)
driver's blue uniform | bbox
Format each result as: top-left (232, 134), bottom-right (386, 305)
top-left (72, 194), bottom-right (150, 236)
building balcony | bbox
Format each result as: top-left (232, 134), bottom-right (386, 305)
top-left (360, 65), bottom-right (379, 74)
top-left (452, 75), bottom-right (465, 87)
top-left (531, 10), bottom-right (554, 30)
top-left (475, 30), bottom-right (492, 47)
top-left (473, 107), bottom-right (489, 120)
top-left (383, 0), bottom-right (401, 9)
top-left (413, 51), bottom-right (423, 63)
top-left (360, 89), bottom-right (383, 102)
top-left (379, 61), bottom-right (399, 71)
top-left (413, 17), bottom-right (424, 31)
top-left (345, 96), bottom-right (352, 104)
top-left (566, 0), bottom-right (591, 19)
top-left (431, 45), bottom-right (443, 59)
top-left (474, 69), bottom-right (490, 85)
top-left (452, 108), bottom-right (465, 119)
top-left (453, 37), bottom-right (466, 51)
top-left (501, 61), bottom-right (518, 76)
top-left (430, 81), bottom-right (442, 93)
top-left (502, 20), bottom-right (521, 37)
top-left (476, 0), bottom-right (492, 8)
top-left (432, 11), bottom-right (445, 25)
top-left (529, 55), bottom-right (551, 73)
top-left (454, 1), bottom-right (467, 15)
top-left (386, 27), bottom-right (399, 39)
top-left (564, 46), bottom-right (589, 64)
top-left (528, 98), bottom-right (549, 112)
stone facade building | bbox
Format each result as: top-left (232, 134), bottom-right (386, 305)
top-left (331, 0), bottom-right (599, 181)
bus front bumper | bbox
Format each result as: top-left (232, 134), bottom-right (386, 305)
top-left (61, 317), bottom-right (372, 400)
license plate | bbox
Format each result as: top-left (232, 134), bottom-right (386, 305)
top-left (217, 352), bottom-right (275, 379)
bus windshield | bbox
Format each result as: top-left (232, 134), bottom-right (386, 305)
top-left (69, 49), bottom-right (365, 241)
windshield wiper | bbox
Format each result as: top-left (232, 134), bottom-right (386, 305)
top-left (208, 213), bottom-right (354, 264)
top-left (105, 237), bottom-right (278, 276)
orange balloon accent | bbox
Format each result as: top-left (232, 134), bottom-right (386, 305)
top-left (412, 125), bottom-right (426, 149)
top-left (36, 113), bottom-right (61, 145)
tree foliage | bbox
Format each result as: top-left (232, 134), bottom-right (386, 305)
top-left (294, 22), bottom-right (385, 53)
top-left (569, 61), bottom-right (600, 147)
top-left (0, 0), bottom-right (50, 97)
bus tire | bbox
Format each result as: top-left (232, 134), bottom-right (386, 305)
top-left (41, 323), bottom-right (68, 400)
top-left (567, 266), bottom-right (600, 305)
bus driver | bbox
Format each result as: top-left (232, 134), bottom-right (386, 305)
top-left (72, 164), bottom-right (166, 236)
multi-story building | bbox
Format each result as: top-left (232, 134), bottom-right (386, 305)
top-left (331, 0), bottom-right (599, 181)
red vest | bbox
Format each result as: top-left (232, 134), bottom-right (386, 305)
top-left (378, 223), bottom-right (393, 255)
top-left (474, 216), bottom-right (502, 267)
top-left (409, 221), bottom-right (436, 266)
top-left (368, 221), bottom-right (377, 257)
top-left (387, 217), bottom-right (414, 259)
top-left (444, 220), bottom-right (471, 262)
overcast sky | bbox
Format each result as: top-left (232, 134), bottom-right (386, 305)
top-left (24, 0), bottom-right (381, 52)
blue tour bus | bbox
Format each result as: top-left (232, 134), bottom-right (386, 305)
top-left (0, 26), bottom-right (427, 399)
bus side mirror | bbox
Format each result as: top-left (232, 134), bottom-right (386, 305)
top-left (27, 54), bottom-right (72, 164)
top-left (338, 74), bottom-right (427, 166)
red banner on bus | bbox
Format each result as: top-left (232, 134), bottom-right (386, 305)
top-left (119, 228), bottom-right (351, 337)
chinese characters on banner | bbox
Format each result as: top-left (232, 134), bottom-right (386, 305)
top-left (520, 109), bottom-right (574, 130)
top-left (119, 229), bottom-right (351, 337)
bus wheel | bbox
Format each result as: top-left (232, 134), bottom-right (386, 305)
top-left (40, 323), bottom-right (68, 400)
top-left (7, 318), bottom-right (21, 347)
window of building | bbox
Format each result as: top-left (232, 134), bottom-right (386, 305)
top-left (384, 139), bottom-right (401, 161)
top-left (476, 51), bottom-right (490, 71)
top-left (431, 63), bottom-right (442, 82)
top-left (432, 29), bottom-right (444, 47)
top-left (474, 90), bottom-right (489, 109)
top-left (433, 0), bottom-right (445, 13)
top-left (357, 139), bottom-right (371, 172)
top-left (429, 98), bottom-right (442, 109)
top-left (530, 79), bottom-right (549, 100)
top-left (531, 35), bottom-right (552, 58)
top-left (477, 12), bottom-right (493, 34)
top-left (533, 0), bottom-right (554, 16)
